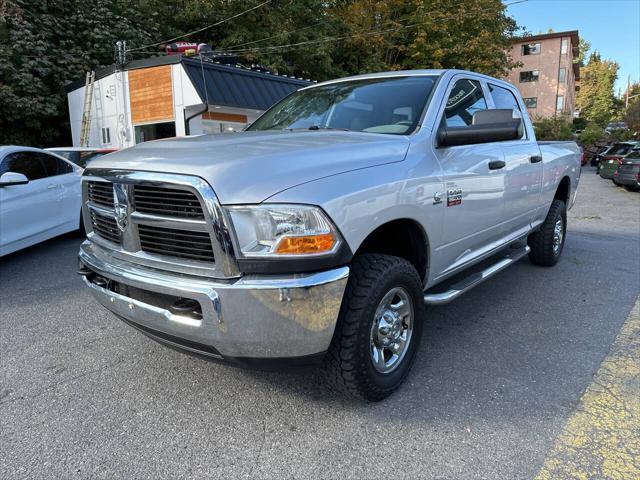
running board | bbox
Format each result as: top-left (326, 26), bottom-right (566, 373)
top-left (423, 245), bottom-right (531, 305)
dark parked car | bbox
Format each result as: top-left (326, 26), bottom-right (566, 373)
top-left (599, 142), bottom-right (639, 180)
top-left (614, 149), bottom-right (640, 191)
top-left (591, 144), bottom-right (612, 168)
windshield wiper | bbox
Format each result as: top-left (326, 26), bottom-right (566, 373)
top-left (306, 125), bottom-right (351, 131)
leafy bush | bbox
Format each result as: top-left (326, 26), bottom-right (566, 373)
top-left (578, 123), bottom-right (604, 145)
top-left (572, 117), bottom-right (588, 131)
top-left (608, 128), bottom-right (635, 142)
top-left (533, 118), bottom-right (574, 141)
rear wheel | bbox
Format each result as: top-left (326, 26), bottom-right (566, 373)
top-left (321, 253), bottom-right (425, 401)
top-left (528, 199), bottom-right (566, 267)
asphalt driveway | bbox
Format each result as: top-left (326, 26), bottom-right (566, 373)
top-left (1, 168), bottom-right (639, 479)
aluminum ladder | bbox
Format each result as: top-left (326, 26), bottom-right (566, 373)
top-left (79, 71), bottom-right (96, 147)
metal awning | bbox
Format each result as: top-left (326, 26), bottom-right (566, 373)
top-left (181, 57), bottom-right (311, 111)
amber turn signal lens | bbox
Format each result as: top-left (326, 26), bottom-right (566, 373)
top-left (274, 233), bottom-right (336, 254)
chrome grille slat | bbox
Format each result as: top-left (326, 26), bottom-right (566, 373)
top-left (133, 185), bottom-right (204, 219)
top-left (89, 211), bottom-right (120, 244)
top-left (138, 224), bottom-right (214, 262)
top-left (138, 231), bottom-right (212, 243)
top-left (87, 181), bottom-right (114, 208)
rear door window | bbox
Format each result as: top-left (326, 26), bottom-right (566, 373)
top-left (488, 83), bottom-right (525, 139)
top-left (38, 153), bottom-right (73, 176)
top-left (489, 84), bottom-right (521, 113)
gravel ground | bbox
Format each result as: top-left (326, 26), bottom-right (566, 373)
top-left (1, 167), bottom-right (639, 479)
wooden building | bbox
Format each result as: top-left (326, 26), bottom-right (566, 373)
top-left (66, 56), bottom-right (310, 148)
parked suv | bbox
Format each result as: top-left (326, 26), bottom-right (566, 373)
top-left (77, 70), bottom-right (581, 400)
top-left (599, 142), bottom-right (639, 180)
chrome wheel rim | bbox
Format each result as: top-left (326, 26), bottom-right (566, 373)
top-left (553, 217), bottom-right (564, 255)
top-left (370, 287), bottom-right (414, 374)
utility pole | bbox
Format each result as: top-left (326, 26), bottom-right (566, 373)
top-left (626, 75), bottom-right (630, 109)
top-left (115, 40), bottom-right (127, 69)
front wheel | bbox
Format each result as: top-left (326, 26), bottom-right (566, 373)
top-left (527, 199), bottom-right (566, 266)
top-left (321, 254), bottom-right (425, 401)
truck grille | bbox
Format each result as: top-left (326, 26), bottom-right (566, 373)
top-left (87, 181), bottom-right (114, 208)
top-left (138, 224), bottom-right (214, 262)
top-left (89, 211), bottom-right (120, 244)
top-left (84, 176), bottom-right (223, 270)
top-left (133, 185), bottom-right (204, 219)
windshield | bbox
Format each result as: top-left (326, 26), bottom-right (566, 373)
top-left (608, 143), bottom-right (634, 156)
top-left (248, 76), bottom-right (438, 135)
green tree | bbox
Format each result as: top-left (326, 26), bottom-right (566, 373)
top-left (533, 118), bottom-right (573, 141)
top-left (0, 0), bottom-right (159, 146)
top-left (577, 123), bottom-right (603, 145)
top-left (623, 82), bottom-right (640, 135)
top-left (1, 0), bottom-right (523, 146)
top-left (575, 52), bottom-right (619, 127)
top-left (330, 0), bottom-right (520, 76)
top-left (574, 38), bottom-right (591, 66)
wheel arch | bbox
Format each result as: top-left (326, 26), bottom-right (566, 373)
top-left (555, 176), bottom-right (571, 205)
top-left (354, 218), bottom-right (430, 284)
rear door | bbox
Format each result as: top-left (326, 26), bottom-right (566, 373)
top-left (37, 153), bottom-right (81, 230)
top-left (431, 75), bottom-right (507, 278)
top-left (0, 151), bottom-right (61, 251)
top-left (487, 83), bottom-right (542, 237)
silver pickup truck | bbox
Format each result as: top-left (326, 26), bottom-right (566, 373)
top-left (78, 70), bottom-right (581, 400)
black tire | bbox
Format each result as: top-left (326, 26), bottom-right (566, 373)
top-left (624, 185), bottom-right (639, 192)
top-left (321, 253), bottom-right (425, 401)
top-left (527, 199), bottom-right (566, 267)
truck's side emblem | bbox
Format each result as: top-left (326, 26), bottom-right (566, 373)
top-left (433, 192), bottom-right (442, 205)
top-left (113, 183), bottom-right (130, 232)
top-left (447, 188), bottom-right (462, 207)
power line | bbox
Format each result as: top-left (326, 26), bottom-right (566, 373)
top-left (208, 0), bottom-right (528, 56)
top-left (223, 21), bottom-right (326, 50)
top-left (127, 0), bottom-right (273, 53)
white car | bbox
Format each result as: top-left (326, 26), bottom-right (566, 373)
top-left (0, 146), bottom-right (83, 256)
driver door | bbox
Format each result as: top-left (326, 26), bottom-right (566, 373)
top-left (430, 76), bottom-right (507, 279)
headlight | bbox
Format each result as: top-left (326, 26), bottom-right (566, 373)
top-left (226, 205), bottom-right (341, 257)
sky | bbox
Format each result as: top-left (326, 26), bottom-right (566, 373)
top-left (506, 0), bottom-right (640, 94)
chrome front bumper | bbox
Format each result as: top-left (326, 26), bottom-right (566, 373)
top-left (79, 241), bottom-right (349, 362)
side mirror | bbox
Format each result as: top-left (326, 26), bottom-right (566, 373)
top-left (0, 172), bottom-right (29, 187)
top-left (438, 109), bottom-right (523, 147)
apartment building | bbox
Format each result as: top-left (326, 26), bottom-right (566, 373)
top-left (506, 30), bottom-right (580, 119)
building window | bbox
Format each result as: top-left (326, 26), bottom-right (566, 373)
top-left (519, 70), bottom-right (539, 83)
top-left (521, 43), bottom-right (541, 55)
top-left (101, 127), bottom-right (111, 145)
top-left (561, 38), bottom-right (569, 54)
top-left (523, 97), bottom-right (537, 108)
top-left (559, 68), bottom-right (567, 83)
top-left (134, 122), bottom-right (176, 144)
top-left (556, 95), bottom-right (565, 112)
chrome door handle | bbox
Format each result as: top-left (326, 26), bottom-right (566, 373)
top-left (47, 184), bottom-right (57, 189)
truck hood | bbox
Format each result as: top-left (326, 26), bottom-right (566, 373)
top-left (87, 131), bottom-right (410, 203)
